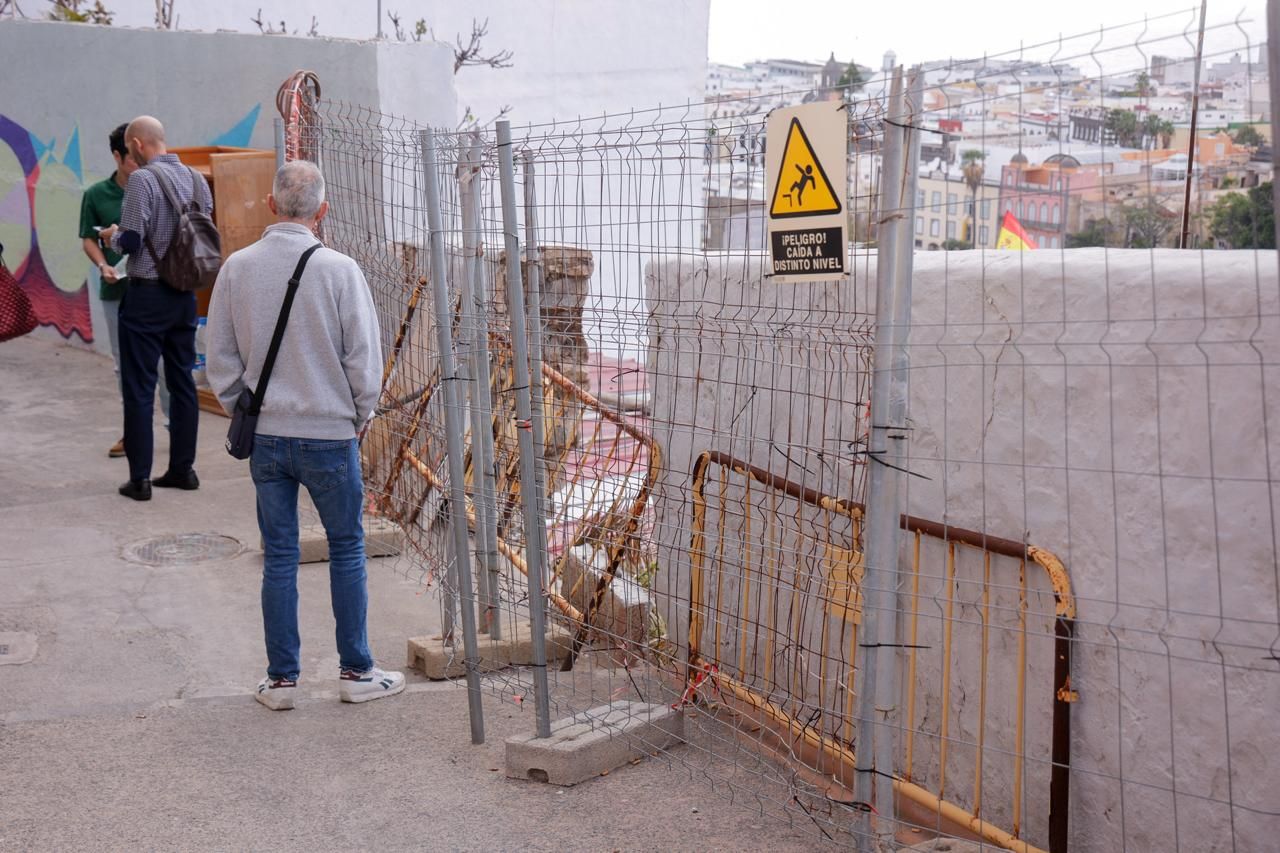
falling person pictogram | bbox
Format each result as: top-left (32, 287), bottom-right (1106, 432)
top-left (785, 164), bottom-right (815, 207)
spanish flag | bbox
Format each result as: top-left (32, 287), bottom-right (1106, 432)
top-left (995, 210), bottom-right (1037, 250)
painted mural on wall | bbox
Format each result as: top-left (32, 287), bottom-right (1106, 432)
top-left (0, 115), bottom-right (92, 341)
top-left (0, 106), bottom-right (261, 344)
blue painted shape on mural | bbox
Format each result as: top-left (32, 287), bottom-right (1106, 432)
top-left (63, 126), bottom-right (83, 183)
top-left (28, 131), bottom-right (53, 162)
top-left (211, 104), bottom-right (261, 148)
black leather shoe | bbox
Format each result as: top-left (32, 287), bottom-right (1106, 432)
top-left (119, 479), bottom-right (152, 501)
top-left (153, 469), bottom-right (200, 490)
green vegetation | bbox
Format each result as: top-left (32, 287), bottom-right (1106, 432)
top-left (1121, 201), bottom-right (1174, 249)
top-left (1106, 109), bottom-right (1140, 148)
top-left (48, 0), bottom-right (112, 24)
top-left (1231, 125), bottom-right (1265, 148)
top-left (839, 61), bottom-right (866, 92)
top-left (961, 149), bottom-right (985, 244)
top-left (1065, 202), bottom-right (1175, 249)
top-left (1142, 114), bottom-right (1175, 149)
top-left (1066, 218), bottom-right (1112, 248)
top-left (1209, 182), bottom-right (1275, 248)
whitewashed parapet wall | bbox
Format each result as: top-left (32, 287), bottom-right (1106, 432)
top-left (78, 0), bottom-right (711, 126)
top-left (645, 248), bottom-right (1280, 852)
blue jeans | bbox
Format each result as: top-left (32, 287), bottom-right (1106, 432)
top-left (250, 435), bottom-right (373, 681)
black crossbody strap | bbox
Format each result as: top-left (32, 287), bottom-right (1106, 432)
top-left (249, 242), bottom-right (323, 415)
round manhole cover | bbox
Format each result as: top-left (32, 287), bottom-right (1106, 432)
top-left (123, 533), bottom-right (243, 567)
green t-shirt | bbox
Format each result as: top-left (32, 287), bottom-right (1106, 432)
top-left (78, 173), bottom-right (126, 301)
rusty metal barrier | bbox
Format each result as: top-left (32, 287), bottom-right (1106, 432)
top-left (688, 450), bottom-right (1075, 853)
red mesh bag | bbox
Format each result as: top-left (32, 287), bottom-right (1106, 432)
top-left (0, 246), bottom-right (38, 343)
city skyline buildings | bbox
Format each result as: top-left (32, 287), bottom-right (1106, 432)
top-left (708, 0), bottom-right (1266, 75)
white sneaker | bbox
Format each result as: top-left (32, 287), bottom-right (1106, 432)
top-left (255, 676), bottom-right (297, 710)
top-left (339, 666), bottom-right (405, 704)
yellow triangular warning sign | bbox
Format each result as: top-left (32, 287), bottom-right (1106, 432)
top-left (769, 117), bottom-right (842, 219)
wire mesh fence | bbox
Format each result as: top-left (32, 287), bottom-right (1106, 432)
top-left (278, 9), bottom-right (1278, 850)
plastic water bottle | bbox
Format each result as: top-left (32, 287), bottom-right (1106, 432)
top-left (193, 317), bottom-right (208, 387)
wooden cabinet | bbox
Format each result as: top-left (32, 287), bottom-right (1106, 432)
top-left (171, 146), bottom-right (276, 317)
top-left (170, 145), bottom-right (276, 415)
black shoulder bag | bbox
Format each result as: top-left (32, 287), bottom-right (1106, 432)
top-left (225, 243), bottom-right (323, 459)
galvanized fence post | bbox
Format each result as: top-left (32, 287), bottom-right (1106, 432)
top-left (441, 521), bottom-right (459, 645)
top-left (496, 120), bottom-right (553, 739)
top-left (420, 128), bottom-right (486, 745)
top-left (520, 150), bottom-right (553, 628)
top-left (458, 132), bottom-right (503, 641)
top-left (853, 65), bottom-right (917, 849)
top-left (1269, 0), bottom-right (1280, 253)
top-left (456, 138), bottom-right (491, 634)
top-left (273, 116), bottom-right (285, 169)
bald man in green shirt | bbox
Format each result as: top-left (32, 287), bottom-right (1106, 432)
top-left (80, 123), bottom-right (169, 457)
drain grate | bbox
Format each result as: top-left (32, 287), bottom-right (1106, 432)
top-left (123, 533), bottom-right (243, 567)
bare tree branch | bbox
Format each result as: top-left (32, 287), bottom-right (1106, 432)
top-left (387, 10), bottom-right (405, 42)
top-left (453, 18), bottom-right (513, 74)
top-left (250, 8), bottom-right (286, 34)
top-left (386, 12), bottom-right (511, 71)
top-left (458, 103), bottom-right (512, 131)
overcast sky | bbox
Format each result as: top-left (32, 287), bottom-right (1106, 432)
top-left (708, 0), bottom-right (1268, 76)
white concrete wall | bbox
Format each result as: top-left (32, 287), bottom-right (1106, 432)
top-left (425, 0), bottom-right (710, 125)
top-left (56, 0), bottom-right (711, 125)
top-left (374, 39), bottom-right (458, 127)
top-left (0, 18), bottom-right (453, 352)
top-left (645, 248), bottom-right (1280, 851)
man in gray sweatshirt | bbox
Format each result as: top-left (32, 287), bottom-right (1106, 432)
top-left (206, 160), bottom-right (404, 710)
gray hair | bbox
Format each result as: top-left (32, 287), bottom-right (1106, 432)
top-left (272, 160), bottom-right (326, 219)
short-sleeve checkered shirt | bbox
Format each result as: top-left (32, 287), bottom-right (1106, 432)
top-left (114, 153), bottom-right (213, 281)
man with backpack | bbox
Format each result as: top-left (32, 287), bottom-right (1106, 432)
top-left (78, 122), bottom-right (171, 459)
top-left (100, 116), bottom-right (217, 501)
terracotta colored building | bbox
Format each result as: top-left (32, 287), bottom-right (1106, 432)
top-left (996, 153), bottom-right (1110, 249)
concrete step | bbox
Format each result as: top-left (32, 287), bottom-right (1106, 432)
top-left (407, 621), bottom-right (574, 680)
top-left (505, 700), bottom-right (684, 786)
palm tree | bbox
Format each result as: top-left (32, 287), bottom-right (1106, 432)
top-left (1106, 109), bottom-right (1140, 147)
top-left (1143, 114), bottom-right (1176, 150)
top-left (961, 149), bottom-right (985, 244)
top-left (1135, 71), bottom-right (1154, 101)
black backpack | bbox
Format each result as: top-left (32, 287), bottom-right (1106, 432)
top-left (144, 164), bottom-right (222, 292)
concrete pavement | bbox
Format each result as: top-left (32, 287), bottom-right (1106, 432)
top-left (0, 336), bottom-right (814, 852)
